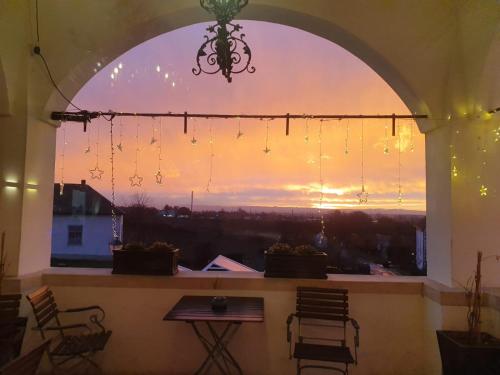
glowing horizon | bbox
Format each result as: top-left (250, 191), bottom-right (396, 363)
top-left (55, 21), bottom-right (426, 212)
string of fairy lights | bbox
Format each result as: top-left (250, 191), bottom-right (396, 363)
top-left (57, 116), bottom-right (423, 206)
top-left (55, 108), bottom-right (500, 212)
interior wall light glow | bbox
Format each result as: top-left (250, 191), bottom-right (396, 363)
top-left (4, 181), bottom-right (19, 188)
top-left (26, 183), bottom-right (39, 191)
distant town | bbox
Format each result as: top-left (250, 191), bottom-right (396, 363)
top-left (52, 183), bottom-right (427, 276)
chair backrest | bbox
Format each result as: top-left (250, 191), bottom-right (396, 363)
top-left (296, 287), bottom-right (349, 343)
top-left (26, 287), bottom-right (60, 337)
top-left (296, 287), bottom-right (349, 321)
top-left (0, 340), bottom-right (50, 375)
top-left (0, 295), bottom-right (21, 322)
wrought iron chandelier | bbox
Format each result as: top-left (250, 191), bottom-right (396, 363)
top-left (193, 0), bottom-right (255, 83)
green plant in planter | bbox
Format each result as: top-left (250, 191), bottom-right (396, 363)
top-left (148, 242), bottom-right (178, 253)
top-left (267, 242), bottom-right (293, 255)
top-left (123, 242), bottom-right (146, 251)
top-left (293, 244), bottom-right (320, 255)
top-left (436, 251), bottom-right (500, 375)
top-left (265, 242), bottom-right (327, 279)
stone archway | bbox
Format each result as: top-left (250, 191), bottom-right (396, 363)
top-left (43, 2), bottom-right (427, 126)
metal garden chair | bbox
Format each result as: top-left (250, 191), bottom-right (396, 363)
top-left (286, 287), bottom-right (360, 375)
top-left (0, 340), bottom-right (50, 375)
top-left (26, 286), bottom-right (112, 372)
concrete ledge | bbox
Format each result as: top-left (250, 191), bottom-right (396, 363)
top-left (5, 267), bottom-right (500, 312)
top-left (40, 267), bottom-right (425, 294)
top-left (2, 271), bottom-right (43, 294)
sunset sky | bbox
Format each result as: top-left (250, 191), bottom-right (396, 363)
top-left (55, 21), bottom-right (426, 211)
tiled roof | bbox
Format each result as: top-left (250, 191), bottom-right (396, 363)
top-left (53, 182), bottom-right (123, 216)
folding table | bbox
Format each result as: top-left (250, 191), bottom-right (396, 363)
top-left (164, 296), bottom-right (264, 375)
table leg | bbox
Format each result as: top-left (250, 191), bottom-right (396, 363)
top-left (191, 322), bottom-right (228, 375)
top-left (206, 322), bottom-right (243, 375)
top-left (189, 321), bottom-right (244, 375)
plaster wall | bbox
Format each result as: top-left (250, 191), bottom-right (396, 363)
top-left (23, 285), bottom-right (427, 375)
top-left (0, 1), bottom-right (500, 286)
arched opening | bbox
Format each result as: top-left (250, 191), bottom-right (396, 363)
top-left (43, 4), bottom-right (427, 124)
top-left (51, 20), bottom-right (426, 275)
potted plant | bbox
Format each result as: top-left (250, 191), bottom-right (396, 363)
top-left (264, 243), bottom-right (327, 279)
top-left (436, 251), bottom-right (500, 375)
top-left (112, 241), bottom-right (179, 275)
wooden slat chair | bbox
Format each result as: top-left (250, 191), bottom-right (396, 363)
top-left (286, 287), bottom-right (360, 375)
top-left (0, 340), bottom-right (50, 375)
top-left (26, 286), bottom-right (112, 372)
top-left (0, 294), bottom-right (27, 367)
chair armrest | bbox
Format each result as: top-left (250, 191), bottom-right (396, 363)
top-left (34, 323), bottom-right (90, 332)
top-left (286, 313), bottom-right (295, 342)
top-left (58, 305), bottom-right (103, 314)
top-left (350, 318), bottom-right (360, 331)
top-left (59, 306), bottom-right (106, 332)
top-left (350, 318), bottom-right (360, 365)
top-left (286, 313), bottom-right (296, 359)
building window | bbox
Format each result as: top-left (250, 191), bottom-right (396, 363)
top-left (68, 225), bottom-right (83, 246)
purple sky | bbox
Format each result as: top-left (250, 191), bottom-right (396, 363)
top-left (56, 21), bottom-right (425, 211)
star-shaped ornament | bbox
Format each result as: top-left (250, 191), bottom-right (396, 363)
top-left (191, 137), bottom-right (197, 145)
top-left (89, 165), bottom-right (104, 180)
top-left (384, 146), bottom-right (389, 155)
top-left (357, 188), bottom-right (368, 204)
top-left (117, 143), bottom-right (123, 152)
top-left (155, 171), bottom-right (163, 185)
top-left (480, 184), bottom-right (488, 197)
top-left (84, 146), bottom-right (91, 154)
top-left (304, 135), bottom-right (309, 143)
top-left (129, 173), bottom-right (143, 187)
top-left (236, 131), bottom-right (244, 139)
top-left (150, 137), bottom-right (157, 145)
top-left (263, 147), bottom-right (271, 154)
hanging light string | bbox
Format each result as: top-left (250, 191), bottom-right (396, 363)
top-left (129, 122), bottom-right (143, 187)
top-left (89, 121), bottom-right (104, 179)
top-left (263, 119), bottom-right (271, 154)
top-left (109, 117), bottom-right (119, 241)
top-left (344, 120), bottom-right (350, 155)
top-left (117, 117), bottom-right (123, 151)
top-left (150, 118), bottom-right (158, 145)
top-left (318, 120), bottom-right (325, 234)
top-left (357, 119), bottom-right (368, 204)
top-left (191, 117), bottom-right (198, 145)
top-left (206, 120), bottom-right (215, 192)
top-left (59, 125), bottom-right (66, 195)
top-left (84, 126), bottom-right (91, 154)
top-left (156, 118), bottom-right (164, 184)
top-left (236, 117), bottom-right (243, 139)
top-left (384, 122), bottom-right (390, 155)
top-left (478, 129), bottom-right (488, 197)
top-left (398, 123), bottom-right (403, 204)
top-left (409, 119), bottom-right (415, 152)
top-left (304, 117), bottom-right (310, 143)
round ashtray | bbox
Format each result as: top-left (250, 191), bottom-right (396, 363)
top-left (211, 296), bottom-right (228, 311)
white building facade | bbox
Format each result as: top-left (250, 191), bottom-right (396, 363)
top-left (51, 181), bottom-right (123, 260)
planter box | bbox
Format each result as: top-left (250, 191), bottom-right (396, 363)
top-left (436, 330), bottom-right (500, 375)
top-left (264, 252), bottom-right (327, 279)
top-left (112, 249), bottom-right (179, 275)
